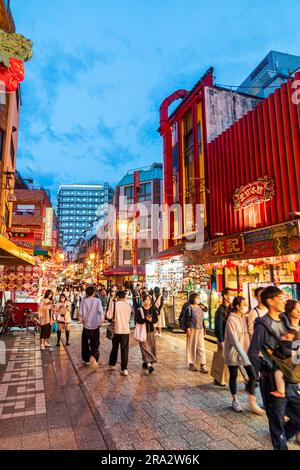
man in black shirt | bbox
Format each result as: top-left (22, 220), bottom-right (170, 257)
top-left (214, 287), bottom-right (234, 386)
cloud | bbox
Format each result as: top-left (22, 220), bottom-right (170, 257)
top-left (13, 0), bottom-right (300, 201)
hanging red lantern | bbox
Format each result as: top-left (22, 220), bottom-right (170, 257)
top-left (0, 58), bottom-right (25, 92)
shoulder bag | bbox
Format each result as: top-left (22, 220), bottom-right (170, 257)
top-left (106, 301), bottom-right (116, 340)
top-left (134, 308), bottom-right (147, 343)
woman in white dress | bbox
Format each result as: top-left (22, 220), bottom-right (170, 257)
top-left (152, 287), bottom-right (166, 337)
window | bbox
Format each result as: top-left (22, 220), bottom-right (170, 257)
top-left (138, 248), bottom-right (151, 264)
top-left (183, 110), bottom-right (195, 206)
top-left (197, 123), bottom-right (202, 155)
top-left (139, 215), bottom-right (151, 230)
top-left (138, 183), bottom-right (152, 202)
top-left (10, 138), bottom-right (15, 165)
top-left (15, 204), bottom-right (35, 216)
top-left (123, 250), bottom-right (132, 261)
top-left (124, 185), bottom-right (134, 203)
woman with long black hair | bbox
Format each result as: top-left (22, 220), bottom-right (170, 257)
top-left (136, 294), bottom-right (158, 374)
top-left (224, 296), bottom-right (264, 415)
top-left (38, 290), bottom-right (53, 351)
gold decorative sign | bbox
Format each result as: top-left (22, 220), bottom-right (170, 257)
top-left (233, 176), bottom-right (275, 211)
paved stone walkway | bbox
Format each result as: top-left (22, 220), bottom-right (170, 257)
top-left (1, 326), bottom-right (299, 451)
top-left (0, 331), bottom-right (107, 450)
top-left (64, 324), bottom-right (300, 451)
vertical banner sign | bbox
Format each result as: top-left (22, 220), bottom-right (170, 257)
top-left (43, 208), bottom-right (53, 247)
top-left (133, 171), bottom-right (140, 276)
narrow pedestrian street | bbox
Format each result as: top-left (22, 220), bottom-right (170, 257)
top-left (1, 327), bottom-right (299, 451)
top-left (0, 331), bottom-right (107, 450)
top-left (0, 0), bottom-right (300, 459)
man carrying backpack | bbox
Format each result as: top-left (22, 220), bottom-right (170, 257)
top-left (248, 286), bottom-right (300, 450)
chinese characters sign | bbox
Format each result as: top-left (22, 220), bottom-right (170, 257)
top-left (233, 176), bottom-right (275, 211)
top-left (43, 208), bottom-right (53, 248)
top-left (211, 236), bottom-right (245, 258)
top-left (8, 227), bottom-right (34, 255)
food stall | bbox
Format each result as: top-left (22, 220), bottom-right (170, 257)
top-left (146, 257), bottom-right (210, 329)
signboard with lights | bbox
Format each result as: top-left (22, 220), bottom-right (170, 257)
top-left (233, 176), bottom-right (275, 211)
top-left (43, 208), bottom-right (53, 248)
top-left (8, 227), bottom-right (34, 254)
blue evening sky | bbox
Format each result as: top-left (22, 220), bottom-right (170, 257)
top-left (12, 0), bottom-right (300, 201)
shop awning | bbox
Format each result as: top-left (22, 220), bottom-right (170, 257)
top-left (34, 247), bottom-right (51, 257)
top-left (0, 235), bottom-right (35, 266)
top-left (103, 266), bottom-right (145, 276)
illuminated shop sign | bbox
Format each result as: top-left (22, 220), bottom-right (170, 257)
top-left (211, 236), bottom-right (245, 258)
top-left (233, 176), bottom-right (275, 211)
top-left (43, 208), bottom-right (53, 247)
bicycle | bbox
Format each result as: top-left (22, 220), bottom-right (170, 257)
top-left (0, 302), bottom-right (40, 335)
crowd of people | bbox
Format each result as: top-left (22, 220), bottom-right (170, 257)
top-left (213, 286), bottom-right (300, 450)
top-left (37, 281), bottom-right (300, 451)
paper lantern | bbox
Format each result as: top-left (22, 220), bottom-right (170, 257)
top-left (0, 58), bottom-right (24, 92)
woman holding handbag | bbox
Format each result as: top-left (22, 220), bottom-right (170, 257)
top-left (54, 293), bottom-right (71, 347)
top-left (38, 290), bottom-right (53, 351)
top-left (185, 292), bottom-right (208, 374)
top-left (136, 295), bottom-right (158, 374)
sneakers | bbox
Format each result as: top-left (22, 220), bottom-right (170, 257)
top-left (148, 366), bottom-right (155, 375)
top-left (200, 365), bottom-right (209, 374)
top-left (189, 364), bottom-right (197, 371)
top-left (120, 369), bottom-right (129, 376)
top-left (90, 356), bottom-right (99, 369)
top-left (82, 361), bottom-right (90, 366)
top-left (66, 342), bottom-right (70, 346)
top-left (44, 342), bottom-right (51, 348)
top-left (232, 400), bottom-right (243, 413)
top-left (142, 363), bottom-right (148, 369)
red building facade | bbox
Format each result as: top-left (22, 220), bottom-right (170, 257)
top-left (158, 68), bottom-right (300, 307)
top-left (159, 67), bottom-right (261, 249)
top-left (11, 188), bottom-right (58, 258)
top-left (208, 72), bottom-right (300, 237)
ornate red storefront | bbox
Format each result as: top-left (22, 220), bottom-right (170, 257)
top-left (207, 72), bottom-right (300, 238)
